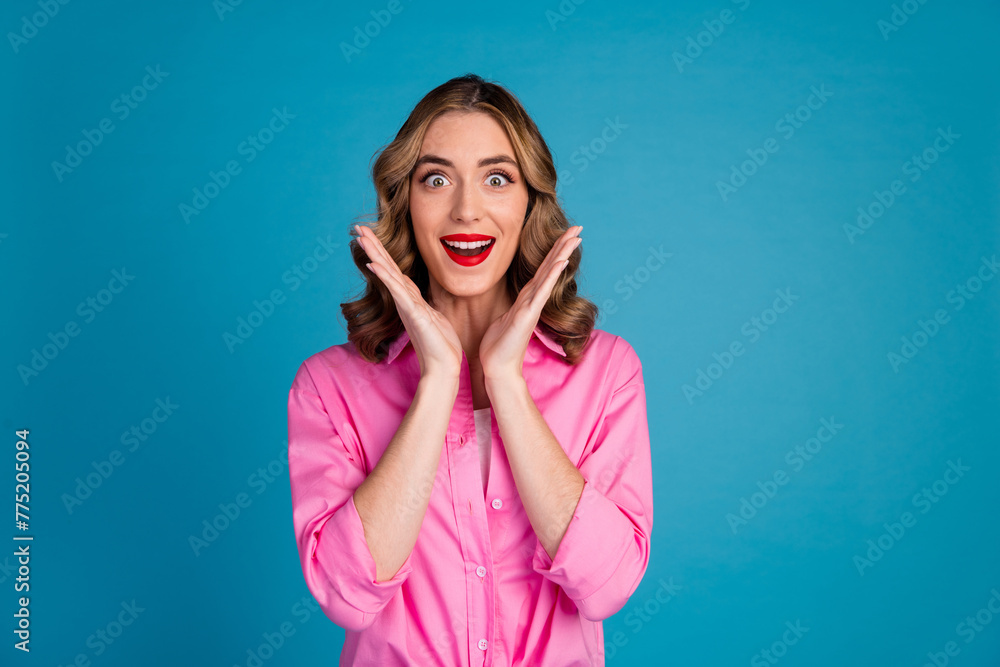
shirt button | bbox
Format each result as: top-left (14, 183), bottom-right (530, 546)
top-left (478, 639), bottom-right (488, 651)
top-left (476, 566), bottom-right (487, 578)
top-left (491, 498), bottom-right (503, 510)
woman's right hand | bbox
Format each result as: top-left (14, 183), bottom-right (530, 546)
top-left (355, 224), bottom-right (463, 380)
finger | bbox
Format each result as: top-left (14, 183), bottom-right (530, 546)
top-left (536, 226), bottom-right (582, 277)
top-left (560, 234), bottom-right (583, 260)
top-left (358, 237), bottom-right (406, 293)
top-left (356, 226), bottom-right (416, 298)
top-left (528, 235), bottom-right (579, 310)
top-left (357, 225), bottom-right (409, 280)
top-left (357, 228), bottom-right (421, 308)
top-left (355, 224), bottom-right (400, 271)
top-left (364, 260), bottom-right (410, 303)
top-left (529, 232), bottom-right (581, 296)
top-left (535, 258), bottom-right (571, 308)
top-left (514, 259), bottom-right (566, 326)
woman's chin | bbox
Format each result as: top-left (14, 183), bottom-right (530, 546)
top-left (431, 274), bottom-right (504, 300)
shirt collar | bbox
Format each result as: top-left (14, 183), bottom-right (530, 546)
top-left (384, 322), bottom-right (567, 365)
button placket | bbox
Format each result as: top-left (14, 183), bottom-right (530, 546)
top-left (451, 353), bottom-right (496, 665)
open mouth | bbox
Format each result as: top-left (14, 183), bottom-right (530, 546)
top-left (440, 238), bottom-right (495, 256)
top-left (439, 235), bottom-right (496, 267)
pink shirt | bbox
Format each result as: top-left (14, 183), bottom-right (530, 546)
top-left (287, 324), bottom-right (653, 666)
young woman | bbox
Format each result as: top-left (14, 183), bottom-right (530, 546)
top-left (288, 73), bottom-right (653, 666)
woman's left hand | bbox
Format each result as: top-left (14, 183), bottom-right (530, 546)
top-left (479, 226), bottom-right (583, 382)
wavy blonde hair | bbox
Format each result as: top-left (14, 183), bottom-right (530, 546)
top-left (341, 73), bottom-right (597, 364)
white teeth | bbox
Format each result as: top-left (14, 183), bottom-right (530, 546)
top-left (443, 239), bottom-right (492, 249)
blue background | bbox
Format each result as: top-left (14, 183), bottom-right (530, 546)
top-left (3, 0), bottom-right (999, 665)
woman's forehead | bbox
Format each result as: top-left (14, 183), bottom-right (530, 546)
top-left (420, 111), bottom-right (515, 156)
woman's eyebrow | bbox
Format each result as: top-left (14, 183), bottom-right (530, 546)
top-left (414, 154), bottom-right (519, 169)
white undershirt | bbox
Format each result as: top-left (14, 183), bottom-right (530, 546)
top-left (473, 408), bottom-right (492, 495)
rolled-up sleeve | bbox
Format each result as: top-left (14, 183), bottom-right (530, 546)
top-left (531, 342), bottom-right (653, 621)
top-left (287, 361), bottom-right (413, 632)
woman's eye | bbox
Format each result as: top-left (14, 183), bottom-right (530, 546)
top-left (421, 171), bottom-right (513, 188)
top-left (427, 173), bottom-right (450, 188)
top-left (486, 173), bottom-right (511, 187)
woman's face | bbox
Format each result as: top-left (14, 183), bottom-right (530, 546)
top-left (408, 110), bottom-right (529, 306)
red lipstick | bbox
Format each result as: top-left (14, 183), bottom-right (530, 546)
top-left (439, 234), bottom-right (496, 267)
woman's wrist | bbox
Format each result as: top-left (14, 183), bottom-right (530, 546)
top-left (484, 369), bottom-right (525, 397)
top-left (418, 369), bottom-right (460, 395)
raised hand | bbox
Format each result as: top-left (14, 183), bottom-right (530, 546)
top-left (479, 226), bottom-right (583, 381)
top-left (354, 224), bottom-right (463, 380)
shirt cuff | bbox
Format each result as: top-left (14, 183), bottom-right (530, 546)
top-left (313, 492), bottom-right (413, 615)
top-left (531, 477), bottom-right (635, 603)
